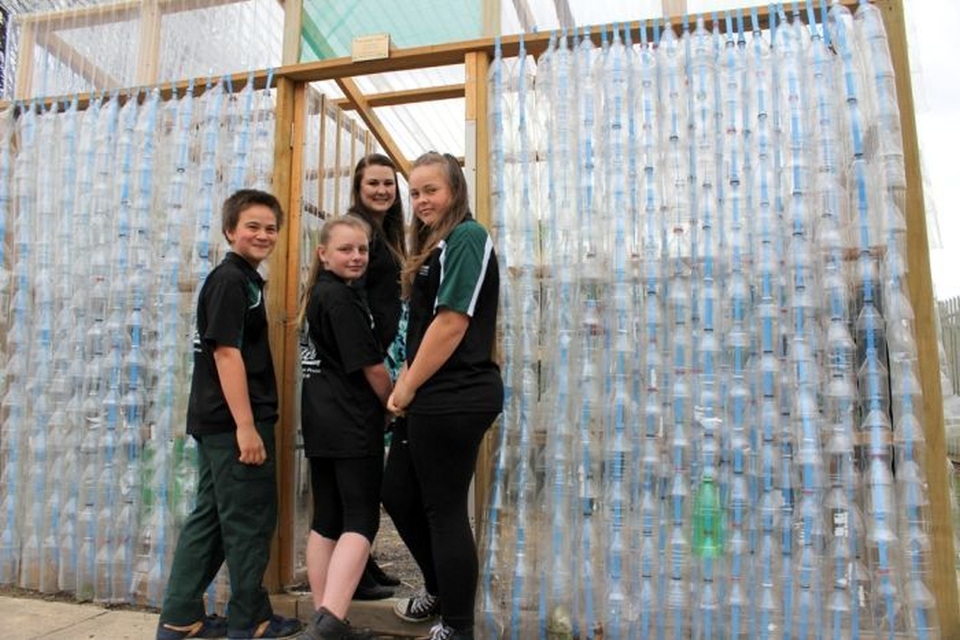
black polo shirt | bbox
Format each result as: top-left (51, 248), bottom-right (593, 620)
top-left (300, 270), bottom-right (385, 457)
top-left (349, 210), bottom-right (402, 351)
top-left (187, 252), bottom-right (278, 436)
top-left (406, 218), bottom-right (503, 415)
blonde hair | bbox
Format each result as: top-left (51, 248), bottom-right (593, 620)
top-left (297, 215), bottom-right (372, 330)
top-left (402, 152), bottom-right (472, 299)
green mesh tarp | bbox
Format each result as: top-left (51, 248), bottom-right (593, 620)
top-left (300, 0), bottom-right (482, 61)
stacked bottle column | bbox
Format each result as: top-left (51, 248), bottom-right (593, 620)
top-left (0, 81), bottom-right (275, 605)
top-left (478, 38), bottom-right (509, 640)
top-left (483, 2), bottom-right (942, 638)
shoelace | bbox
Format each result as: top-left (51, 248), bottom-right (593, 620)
top-left (428, 621), bottom-right (454, 640)
top-left (410, 592), bottom-right (438, 616)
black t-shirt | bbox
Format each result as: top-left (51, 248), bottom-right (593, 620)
top-left (349, 210), bottom-right (402, 351)
top-left (300, 270), bottom-right (385, 457)
top-left (187, 252), bottom-right (278, 435)
top-left (406, 217), bottom-right (503, 415)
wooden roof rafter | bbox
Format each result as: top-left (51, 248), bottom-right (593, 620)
top-left (31, 26), bottom-right (121, 91)
top-left (17, 0), bottom-right (249, 29)
top-left (552, 0), bottom-right (575, 30)
top-left (335, 76), bottom-right (412, 179)
top-left (511, 0), bottom-right (537, 32)
top-left (332, 83), bottom-right (465, 111)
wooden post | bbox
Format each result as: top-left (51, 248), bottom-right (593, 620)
top-left (266, 75), bottom-right (303, 589)
top-left (135, 0), bottom-right (162, 86)
top-left (14, 18), bottom-right (36, 99)
top-left (282, 0), bottom-right (302, 65)
top-left (317, 94), bottom-right (327, 216)
top-left (661, 0), bottom-right (687, 17)
top-left (877, 0), bottom-right (960, 634)
top-left (482, 0), bottom-right (500, 37)
top-left (464, 50), bottom-right (494, 524)
top-left (349, 116), bottom-right (358, 180)
top-left (333, 108), bottom-right (343, 215)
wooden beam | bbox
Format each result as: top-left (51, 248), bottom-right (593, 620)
top-left (135, 0), bottom-right (162, 87)
top-left (333, 108), bottom-right (343, 214)
top-left (349, 117), bottom-right (358, 177)
top-left (509, 0), bottom-right (537, 32)
top-left (553, 0), bottom-right (575, 30)
top-left (317, 94), bottom-right (328, 219)
top-left (277, 2), bottom-right (860, 84)
top-left (281, 0), bottom-right (302, 66)
top-left (20, 68), bottom-right (272, 113)
top-left (14, 19), bottom-right (35, 99)
top-left (661, 0), bottom-right (687, 17)
top-left (877, 0), bottom-right (960, 635)
top-left (266, 75), bottom-right (302, 590)
top-left (335, 77), bottom-right (411, 179)
top-left (333, 83), bottom-right (465, 111)
top-left (18, 0), bottom-right (247, 30)
top-left (483, 0), bottom-right (501, 36)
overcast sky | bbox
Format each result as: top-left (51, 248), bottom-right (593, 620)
top-left (908, 1), bottom-right (960, 301)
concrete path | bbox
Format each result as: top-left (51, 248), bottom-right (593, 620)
top-left (0, 593), bottom-right (432, 639)
top-left (0, 595), bottom-right (159, 639)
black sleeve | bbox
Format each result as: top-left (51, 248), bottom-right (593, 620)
top-left (201, 272), bottom-right (247, 348)
top-left (327, 298), bottom-right (384, 375)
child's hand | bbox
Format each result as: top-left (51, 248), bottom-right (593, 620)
top-left (236, 426), bottom-right (267, 465)
top-left (387, 379), bottom-right (414, 416)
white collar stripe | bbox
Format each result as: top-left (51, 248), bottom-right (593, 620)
top-left (466, 237), bottom-right (493, 316)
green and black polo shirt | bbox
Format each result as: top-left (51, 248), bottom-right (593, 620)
top-left (406, 217), bottom-right (503, 415)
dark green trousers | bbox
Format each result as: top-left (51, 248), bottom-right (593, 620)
top-left (159, 422), bottom-right (278, 632)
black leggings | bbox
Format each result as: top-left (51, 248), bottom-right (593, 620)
top-left (309, 455), bottom-right (382, 542)
top-left (382, 411), bottom-right (497, 631)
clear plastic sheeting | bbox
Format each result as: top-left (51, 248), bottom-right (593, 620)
top-left (483, 2), bottom-right (939, 639)
top-left (0, 80), bottom-right (275, 607)
top-left (2, 0), bottom-right (282, 100)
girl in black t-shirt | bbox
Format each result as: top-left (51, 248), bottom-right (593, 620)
top-left (346, 153), bottom-right (407, 370)
top-left (297, 216), bottom-right (392, 639)
top-left (385, 152), bottom-right (503, 640)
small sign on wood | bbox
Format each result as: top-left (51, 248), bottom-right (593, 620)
top-left (352, 34), bottom-right (391, 62)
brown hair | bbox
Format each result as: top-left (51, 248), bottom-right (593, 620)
top-left (296, 216), bottom-right (371, 329)
top-left (402, 152), bottom-right (471, 299)
top-left (221, 189), bottom-right (283, 239)
top-left (349, 153), bottom-right (406, 263)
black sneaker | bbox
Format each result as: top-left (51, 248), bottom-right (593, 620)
top-left (297, 607), bottom-right (373, 640)
top-left (393, 591), bottom-right (440, 623)
top-left (366, 556), bottom-right (401, 586)
top-left (352, 562), bottom-right (394, 600)
top-left (418, 621), bottom-right (473, 640)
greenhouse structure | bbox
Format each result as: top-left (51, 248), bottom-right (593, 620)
top-left (0, 0), bottom-right (957, 637)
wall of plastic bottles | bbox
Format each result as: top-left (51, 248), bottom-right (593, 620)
top-left (3, 0), bottom-right (283, 100)
top-left (482, 2), bottom-right (940, 639)
top-left (0, 77), bottom-right (275, 608)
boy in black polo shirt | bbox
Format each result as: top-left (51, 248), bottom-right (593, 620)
top-left (157, 190), bottom-right (302, 640)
